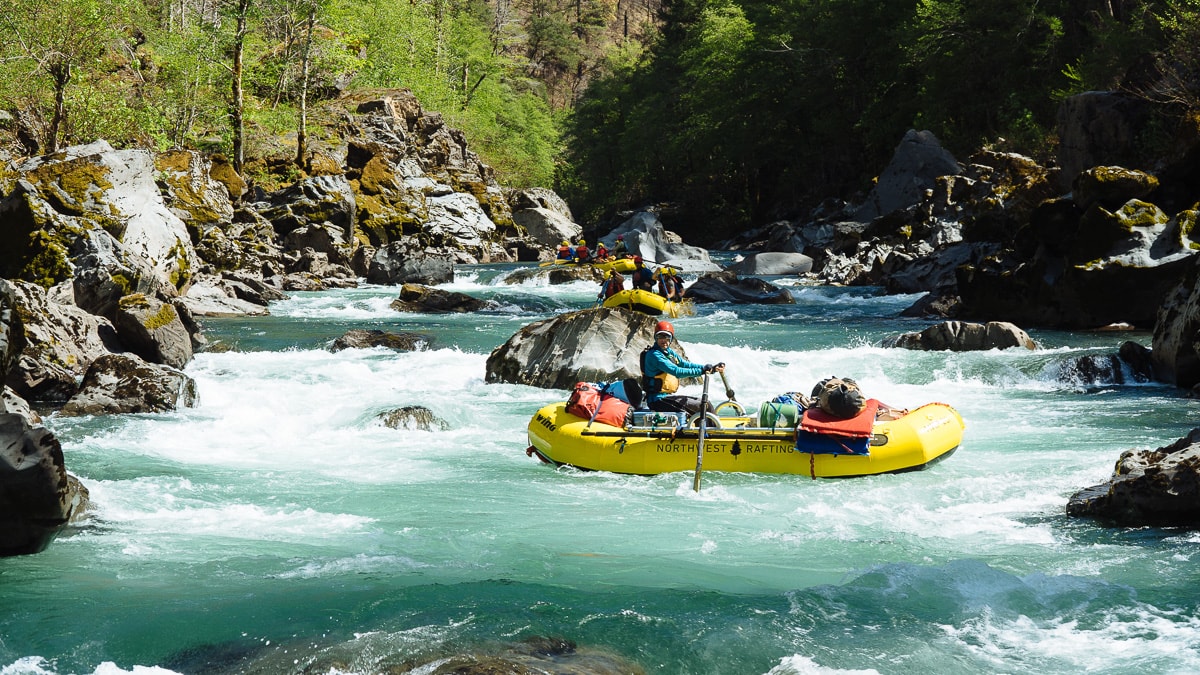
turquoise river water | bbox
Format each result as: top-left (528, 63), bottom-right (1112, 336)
top-left (2, 262), bottom-right (1199, 674)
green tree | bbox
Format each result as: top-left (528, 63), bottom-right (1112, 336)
top-left (0, 0), bottom-right (130, 153)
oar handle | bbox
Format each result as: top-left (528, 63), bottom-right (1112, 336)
top-left (718, 367), bottom-right (735, 401)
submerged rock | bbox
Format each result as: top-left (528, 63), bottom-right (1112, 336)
top-left (683, 271), bottom-right (794, 304)
top-left (884, 320), bottom-right (1037, 351)
top-left (379, 405), bottom-right (449, 431)
top-left (331, 329), bottom-right (431, 352)
top-left (390, 284), bottom-right (488, 313)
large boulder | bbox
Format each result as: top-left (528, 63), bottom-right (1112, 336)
top-left (508, 187), bottom-right (579, 248)
top-left (0, 413), bottom-right (90, 556)
top-left (1067, 428), bottom-right (1200, 526)
top-left (58, 353), bottom-right (198, 417)
top-left (602, 211), bottom-right (719, 272)
top-left (884, 321), bottom-right (1037, 351)
top-left (1, 141), bottom-right (198, 297)
top-left (512, 207), bottom-right (579, 250)
top-left (485, 307), bottom-right (660, 389)
top-left (1057, 91), bottom-right (1153, 190)
top-left (2, 279), bottom-right (121, 402)
top-left (853, 129), bottom-right (962, 222)
top-left (507, 187), bottom-right (575, 222)
top-left (153, 150), bottom-right (240, 238)
top-left (112, 293), bottom-right (194, 369)
top-left (367, 241), bottom-right (455, 285)
top-left (725, 252), bottom-right (813, 276)
top-left (1151, 254), bottom-right (1200, 389)
top-left (683, 271), bottom-right (795, 304)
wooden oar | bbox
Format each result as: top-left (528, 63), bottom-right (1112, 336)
top-left (692, 373), bottom-right (712, 492)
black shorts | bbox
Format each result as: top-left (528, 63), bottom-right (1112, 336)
top-left (648, 395), bottom-right (713, 416)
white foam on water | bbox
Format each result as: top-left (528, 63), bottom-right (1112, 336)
top-left (765, 654), bottom-right (882, 674)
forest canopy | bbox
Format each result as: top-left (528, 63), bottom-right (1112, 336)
top-left (1, 0), bottom-right (1198, 241)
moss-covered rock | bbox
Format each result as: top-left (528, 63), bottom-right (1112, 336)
top-left (1073, 166), bottom-right (1159, 212)
top-left (155, 150), bottom-right (233, 240)
top-left (24, 155), bottom-right (115, 216)
top-left (114, 293), bottom-right (193, 368)
top-left (1071, 199), bottom-right (1169, 264)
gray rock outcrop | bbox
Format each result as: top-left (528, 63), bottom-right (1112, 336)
top-left (0, 413), bottom-right (90, 556)
top-left (1151, 254), bottom-right (1200, 389)
top-left (1067, 428), bottom-right (1200, 526)
top-left (854, 129), bottom-right (962, 222)
top-left (955, 171), bottom-right (1199, 329)
top-left (113, 293), bottom-right (194, 369)
top-left (58, 353), bottom-right (198, 417)
top-left (601, 211), bottom-right (719, 272)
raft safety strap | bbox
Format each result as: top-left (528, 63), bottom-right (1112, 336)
top-left (809, 452), bottom-right (816, 480)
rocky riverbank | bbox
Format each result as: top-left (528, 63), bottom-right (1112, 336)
top-left (5, 86), bottom-right (1200, 553)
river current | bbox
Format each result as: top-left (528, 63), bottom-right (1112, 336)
top-left (2, 262), bottom-right (1199, 674)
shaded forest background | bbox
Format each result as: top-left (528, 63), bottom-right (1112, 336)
top-left (2, 0), bottom-right (1200, 244)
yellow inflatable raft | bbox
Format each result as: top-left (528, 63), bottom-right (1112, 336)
top-left (601, 288), bottom-right (694, 317)
top-left (542, 257), bottom-right (637, 274)
top-left (526, 400), bottom-right (964, 478)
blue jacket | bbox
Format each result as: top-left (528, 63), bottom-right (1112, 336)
top-left (641, 345), bottom-right (704, 402)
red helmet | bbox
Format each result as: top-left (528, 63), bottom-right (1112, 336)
top-left (654, 320), bottom-right (674, 337)
top-left (616, 235), bottom-right (624, 240)
top-left (633, 255), bottom-right (643, 264)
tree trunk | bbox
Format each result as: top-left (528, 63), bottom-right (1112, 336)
top-left (231, 0), bottom-right (251, 173)
top-left (295, 1), bottom-right (316, 170)
top-left (47, 60), bottom-right (70, 154)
